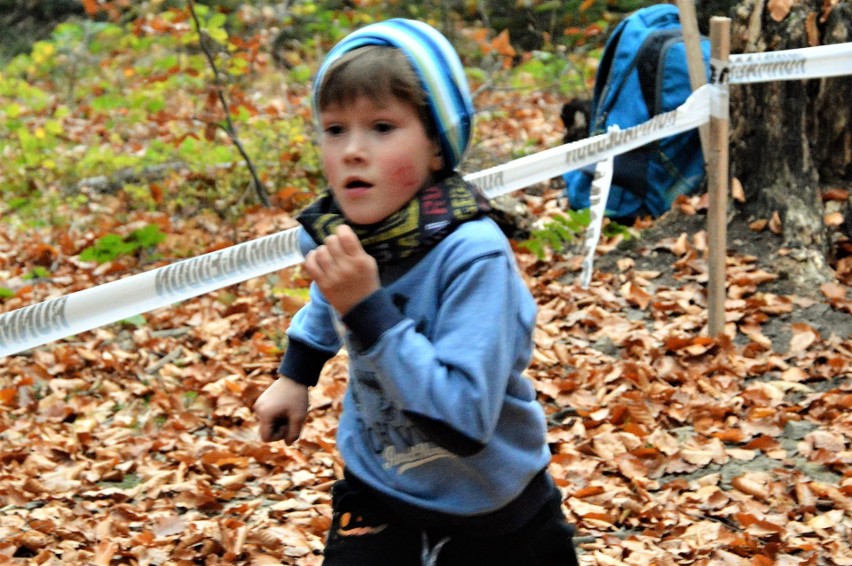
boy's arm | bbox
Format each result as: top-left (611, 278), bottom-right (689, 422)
top-left (254, 277), bottom-right (341, 444)
top-left (278, 281), bottom-right (342, 387)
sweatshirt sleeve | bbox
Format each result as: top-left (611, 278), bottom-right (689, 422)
top-left (343, 229), bottom-right (536, 454)
top-left (278, 281), bottom-right (342, 387)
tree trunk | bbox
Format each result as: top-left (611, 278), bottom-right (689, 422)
top-left (698, 0), bottom-right (852, 283)
top-left (730, 67), bottom-right (823, 249)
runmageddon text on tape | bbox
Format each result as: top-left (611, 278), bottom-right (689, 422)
top-left (729, 42), bottom-right (852, 84)
top-left (2, 41), bottom-right (851, 358)
top-left (467, 85), bottom-right (712, 200)
top-left (0, 229), bottom-right (303, 357)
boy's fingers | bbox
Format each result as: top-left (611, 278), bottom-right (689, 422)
top-left (285, 416), bottom-right (305, 445)
top-left (335, 224), bottom-right (355, 238)
top-left (258, 420), bottom-right (274, 442)
top-left (309, 245), bottom-right (338, 274)
top-left (304, 249), bottom-right (323, 276)
top-left (258, 416), bottom-right (288, 442)
top-left (323, 234), bottom-right (346, 258)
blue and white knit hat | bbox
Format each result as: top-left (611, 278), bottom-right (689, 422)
top-left (313, 18), bottom-right (474, 172)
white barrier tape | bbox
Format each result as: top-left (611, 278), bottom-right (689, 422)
top-left (468, 85), bottom-right (713, 200)
top-left (0, 230), bottom-right (303, 357)
top-left (710, 83), bottom-right (730, 119)
top-left (0, 85), bottom-right (715, 358)
top-left (579, 155), bottom-right (614, 289)
top-left (729, 42), bottom-right (852, 84)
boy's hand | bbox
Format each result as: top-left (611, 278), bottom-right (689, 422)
top-left (305, 224), bottom-right (380, 315)
top-left (253, 376), bottom-right (309, 444)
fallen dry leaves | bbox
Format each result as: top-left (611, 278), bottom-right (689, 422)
top-left (1, 103), bottom-right (851, 566)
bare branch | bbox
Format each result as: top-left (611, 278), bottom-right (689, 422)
top-left (186, 0), bottom-right (270, 207)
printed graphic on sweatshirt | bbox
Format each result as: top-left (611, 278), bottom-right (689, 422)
top-left (351, 369), bottom-right (452, 474)
top-left (381, 442), bottom-right (452, 473)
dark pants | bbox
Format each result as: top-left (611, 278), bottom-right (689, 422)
top-left (322, 477), bottom-right (580, 566)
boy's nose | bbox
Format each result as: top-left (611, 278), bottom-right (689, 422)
top-left (343, 132), bottom-right (367, 163)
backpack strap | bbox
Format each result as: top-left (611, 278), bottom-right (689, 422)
top-left (590, 23), bottom-right (628, 132)
top-left (636, 29), bottom-right (684, 114)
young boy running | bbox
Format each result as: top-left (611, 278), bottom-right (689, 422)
top-left (253, 18), bottom-right (580, 565)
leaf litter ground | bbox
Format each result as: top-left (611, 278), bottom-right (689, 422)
top-left (0, 88), bottom-right (850, 565)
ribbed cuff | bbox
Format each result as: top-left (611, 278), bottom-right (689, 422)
top-left (278, 337), bottom-right (336, 387)
top-left (341, 289), bottom-right (404, 351)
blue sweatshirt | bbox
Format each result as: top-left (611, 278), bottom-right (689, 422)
top-left (279, 217), bottom-right (551, 528)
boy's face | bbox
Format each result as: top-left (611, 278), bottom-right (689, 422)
top-left (319, 95), bottom-right (443, 225)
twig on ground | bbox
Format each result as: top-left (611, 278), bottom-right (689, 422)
top-left (74, 162), bottom-right (190, 194)
top-left (150, 327), bottom-right (192, 339)
top-left (145, 346), bottom-right (185, 375)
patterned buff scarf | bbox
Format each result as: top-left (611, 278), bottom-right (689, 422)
top-left (297, 174), bottom-right (491, 265)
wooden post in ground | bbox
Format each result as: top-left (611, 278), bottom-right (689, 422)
top-left (676, 0), bottom-right (710, 161)
top-left (707, 17), bottom-right (731, 337)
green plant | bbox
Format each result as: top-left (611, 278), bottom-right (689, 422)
top-left (23, 267), bottom-right (51, 280)
top-left (98, 473), bottom-right (142, 490)
top-left (511, 51), bottom-right (590, 96)
top-left (120, 314), bottom-right (147, 328)
top-left (522, 209), bottom-right (590, 259)
top-left (520, 209), bottom-right (632, 259)
top-left (79, 224), bottom-right (166, 264)
top-left (183, 390), bottom-right (199, 408)
top-left (601, 220), bottom-right (633, 241)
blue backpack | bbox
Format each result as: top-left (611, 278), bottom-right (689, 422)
top-left (563, 4), bottom-right (711, 222)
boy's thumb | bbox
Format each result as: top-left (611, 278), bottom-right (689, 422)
top-left (335, 224), bottom-right (355, 238)
top-left (335, 224), bottom-right (365, 254)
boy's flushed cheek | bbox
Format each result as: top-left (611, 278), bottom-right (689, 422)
top-left (392, 165), bottom-right (420, 190)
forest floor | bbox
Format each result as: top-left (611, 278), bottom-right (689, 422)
top-left (0, 86), bottom-right (851, 565)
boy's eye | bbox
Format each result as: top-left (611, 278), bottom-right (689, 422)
top-left (324, 124), bottom-right (345, 136)
top-left (374, 122), bottom-right (395, 134)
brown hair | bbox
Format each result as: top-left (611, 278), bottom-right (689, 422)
top-left (316, 45), bottom-right (437, 140)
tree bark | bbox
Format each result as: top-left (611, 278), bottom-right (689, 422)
top-left (731, 0), bottom-right (849, 237)
top-left (810, 3), bottom-right (852, 180)
top-left (697, 0), bottom-right (851, 283)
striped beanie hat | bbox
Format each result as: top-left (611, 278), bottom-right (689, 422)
top-left (313, 18), bottom-right (474, 172)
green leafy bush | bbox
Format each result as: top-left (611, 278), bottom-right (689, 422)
top-left (80, 224), bottom-right (166, 263)
top-left (521, 209), bottom-right (632, 259)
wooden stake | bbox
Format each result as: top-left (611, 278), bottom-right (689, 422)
top-left (707, 17), bottom-right (731, 337)
top-left (676, 0), bottom-right (710, 161)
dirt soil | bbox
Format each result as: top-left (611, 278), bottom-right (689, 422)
top-left (594, 205), bottom-right (852, 349)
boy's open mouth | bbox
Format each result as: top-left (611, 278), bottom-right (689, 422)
top-left (345, 179), bottom-right (373, 189)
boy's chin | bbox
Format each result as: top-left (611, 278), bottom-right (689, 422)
top-left (340, 209), bottom-right (388, 227)
top-left (338, 200), bottom-right (409, 227)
